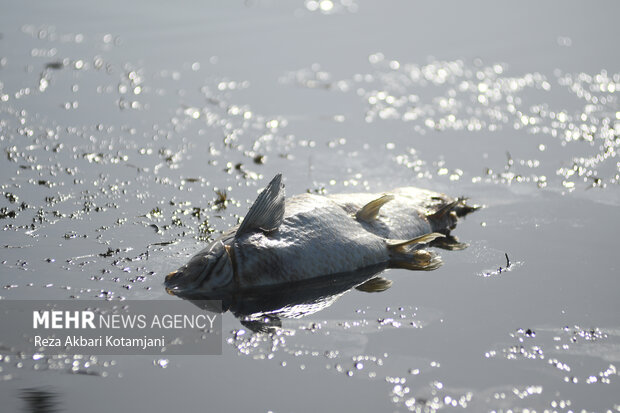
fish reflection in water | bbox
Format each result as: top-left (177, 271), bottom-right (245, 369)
top-left (170, 263), bottom-right (391, 332)
top-left (165, 173), bottom-right (477, 332)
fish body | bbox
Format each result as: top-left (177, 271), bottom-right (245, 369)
top-left (165, 174), bottom-right (476, 293)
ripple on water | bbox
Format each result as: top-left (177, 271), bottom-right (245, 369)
top-left (487, 324), bottom-right (619, 400)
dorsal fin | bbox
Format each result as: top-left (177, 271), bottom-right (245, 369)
top-left (386, 232), bottom-right (444, 252)
top-left (235, 174), bottom-right (285, 237)
top-left (356, 194), bottom-right (394, 222)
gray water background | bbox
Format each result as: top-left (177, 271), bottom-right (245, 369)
top-left (0, 0), bottom-right (619, 411)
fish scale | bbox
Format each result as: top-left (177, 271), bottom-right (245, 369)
top-left (165, 174), bottom-right (477, 292)
top-left (234, 196), bottom-right (383, 286)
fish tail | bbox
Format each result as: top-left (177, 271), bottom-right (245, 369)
top-left (427, 197), bottom-right (479, 221)
top-left (426, 197), bottom-right (480, 235)
top-left (453, 197), bottom-right (481, 217)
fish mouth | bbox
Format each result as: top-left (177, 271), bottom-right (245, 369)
top-left (165, 271), bottom-right (179, 295)
top-left (164, 261), bottom-right (210, 293)
top-left (165, 270), bottom-right (178, 282)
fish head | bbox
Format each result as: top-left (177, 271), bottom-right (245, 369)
top-left (165, 240), bottom-right (234, 293)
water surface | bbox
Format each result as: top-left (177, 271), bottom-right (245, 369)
top-left (0, 1), bottom-right (619, 411)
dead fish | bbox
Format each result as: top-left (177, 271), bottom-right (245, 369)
top-left (165, 173), bottom-right (478, 293)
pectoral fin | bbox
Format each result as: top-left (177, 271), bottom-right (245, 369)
top-left (355, 276), bottom-right (393, 293)
top-left (356, 194), bottom-right (394, 222)
top-left (236, 174), bottom-right (285, 237)
top-left (386, 232), bottom-right (445, 252)
top-left (386, 233), bottom-right (445, 271)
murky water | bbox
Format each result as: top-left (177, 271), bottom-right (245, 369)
top-left (1, 1), bottom-right (619, 411)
